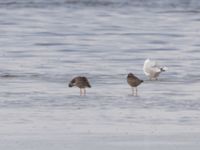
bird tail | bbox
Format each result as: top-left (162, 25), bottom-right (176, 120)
top-left (87, 83), bottom-right (91, 88)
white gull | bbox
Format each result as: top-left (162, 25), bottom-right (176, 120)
top-left (143, 58), bottom-right (168, 80)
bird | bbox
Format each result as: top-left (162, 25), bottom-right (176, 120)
top-left (127, 73), bottom-right (143, 96)
top-left (143, 58), bottom-right (168, 80)
top-left (69, 76), bottom-right (91, 96)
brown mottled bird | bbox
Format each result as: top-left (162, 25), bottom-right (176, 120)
top-left (69, 76), bottom-right (91, 96)
top-left (127, 73), bottom-right (143, 96)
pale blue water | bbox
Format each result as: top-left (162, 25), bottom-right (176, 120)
top-left (0, 0), bottom-right (200, 149)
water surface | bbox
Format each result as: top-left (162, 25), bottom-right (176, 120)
top-left (0, 0), bottom-right (200, 149)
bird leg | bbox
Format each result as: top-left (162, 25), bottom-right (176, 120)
top-left (84, 88), bottom-right (86, 95)
top-left (80, 88), bottom-right (83, 96)
top-left (132, 87), bottom-right (134, 96)
top-left (135, 87), bottom-right (138, 96)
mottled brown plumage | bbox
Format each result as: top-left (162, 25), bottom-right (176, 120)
top-left (127, 73), bottom-right (143, 96)
top-left (69, 76), bottom-right (91, 95)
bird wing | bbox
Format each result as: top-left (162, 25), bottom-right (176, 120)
top-left (81, 77), bottom-right (91, 88)
top-left (143, 59), bottom-right (161, 75)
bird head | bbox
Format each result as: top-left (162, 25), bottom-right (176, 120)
top-left (128, 73), bottom-right (134, 78)
top-left (68, 82), bottom-right (73, 87)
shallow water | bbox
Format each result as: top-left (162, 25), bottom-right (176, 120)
top-left (1, 0), bottom-right (200, 149)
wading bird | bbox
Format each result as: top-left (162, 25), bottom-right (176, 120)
top-left (69, 76), bottom-right (91, 96)
top-left (127, 73), bottom-right (143, 96)
top-left (143, 58), bottom-right (168, 80)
